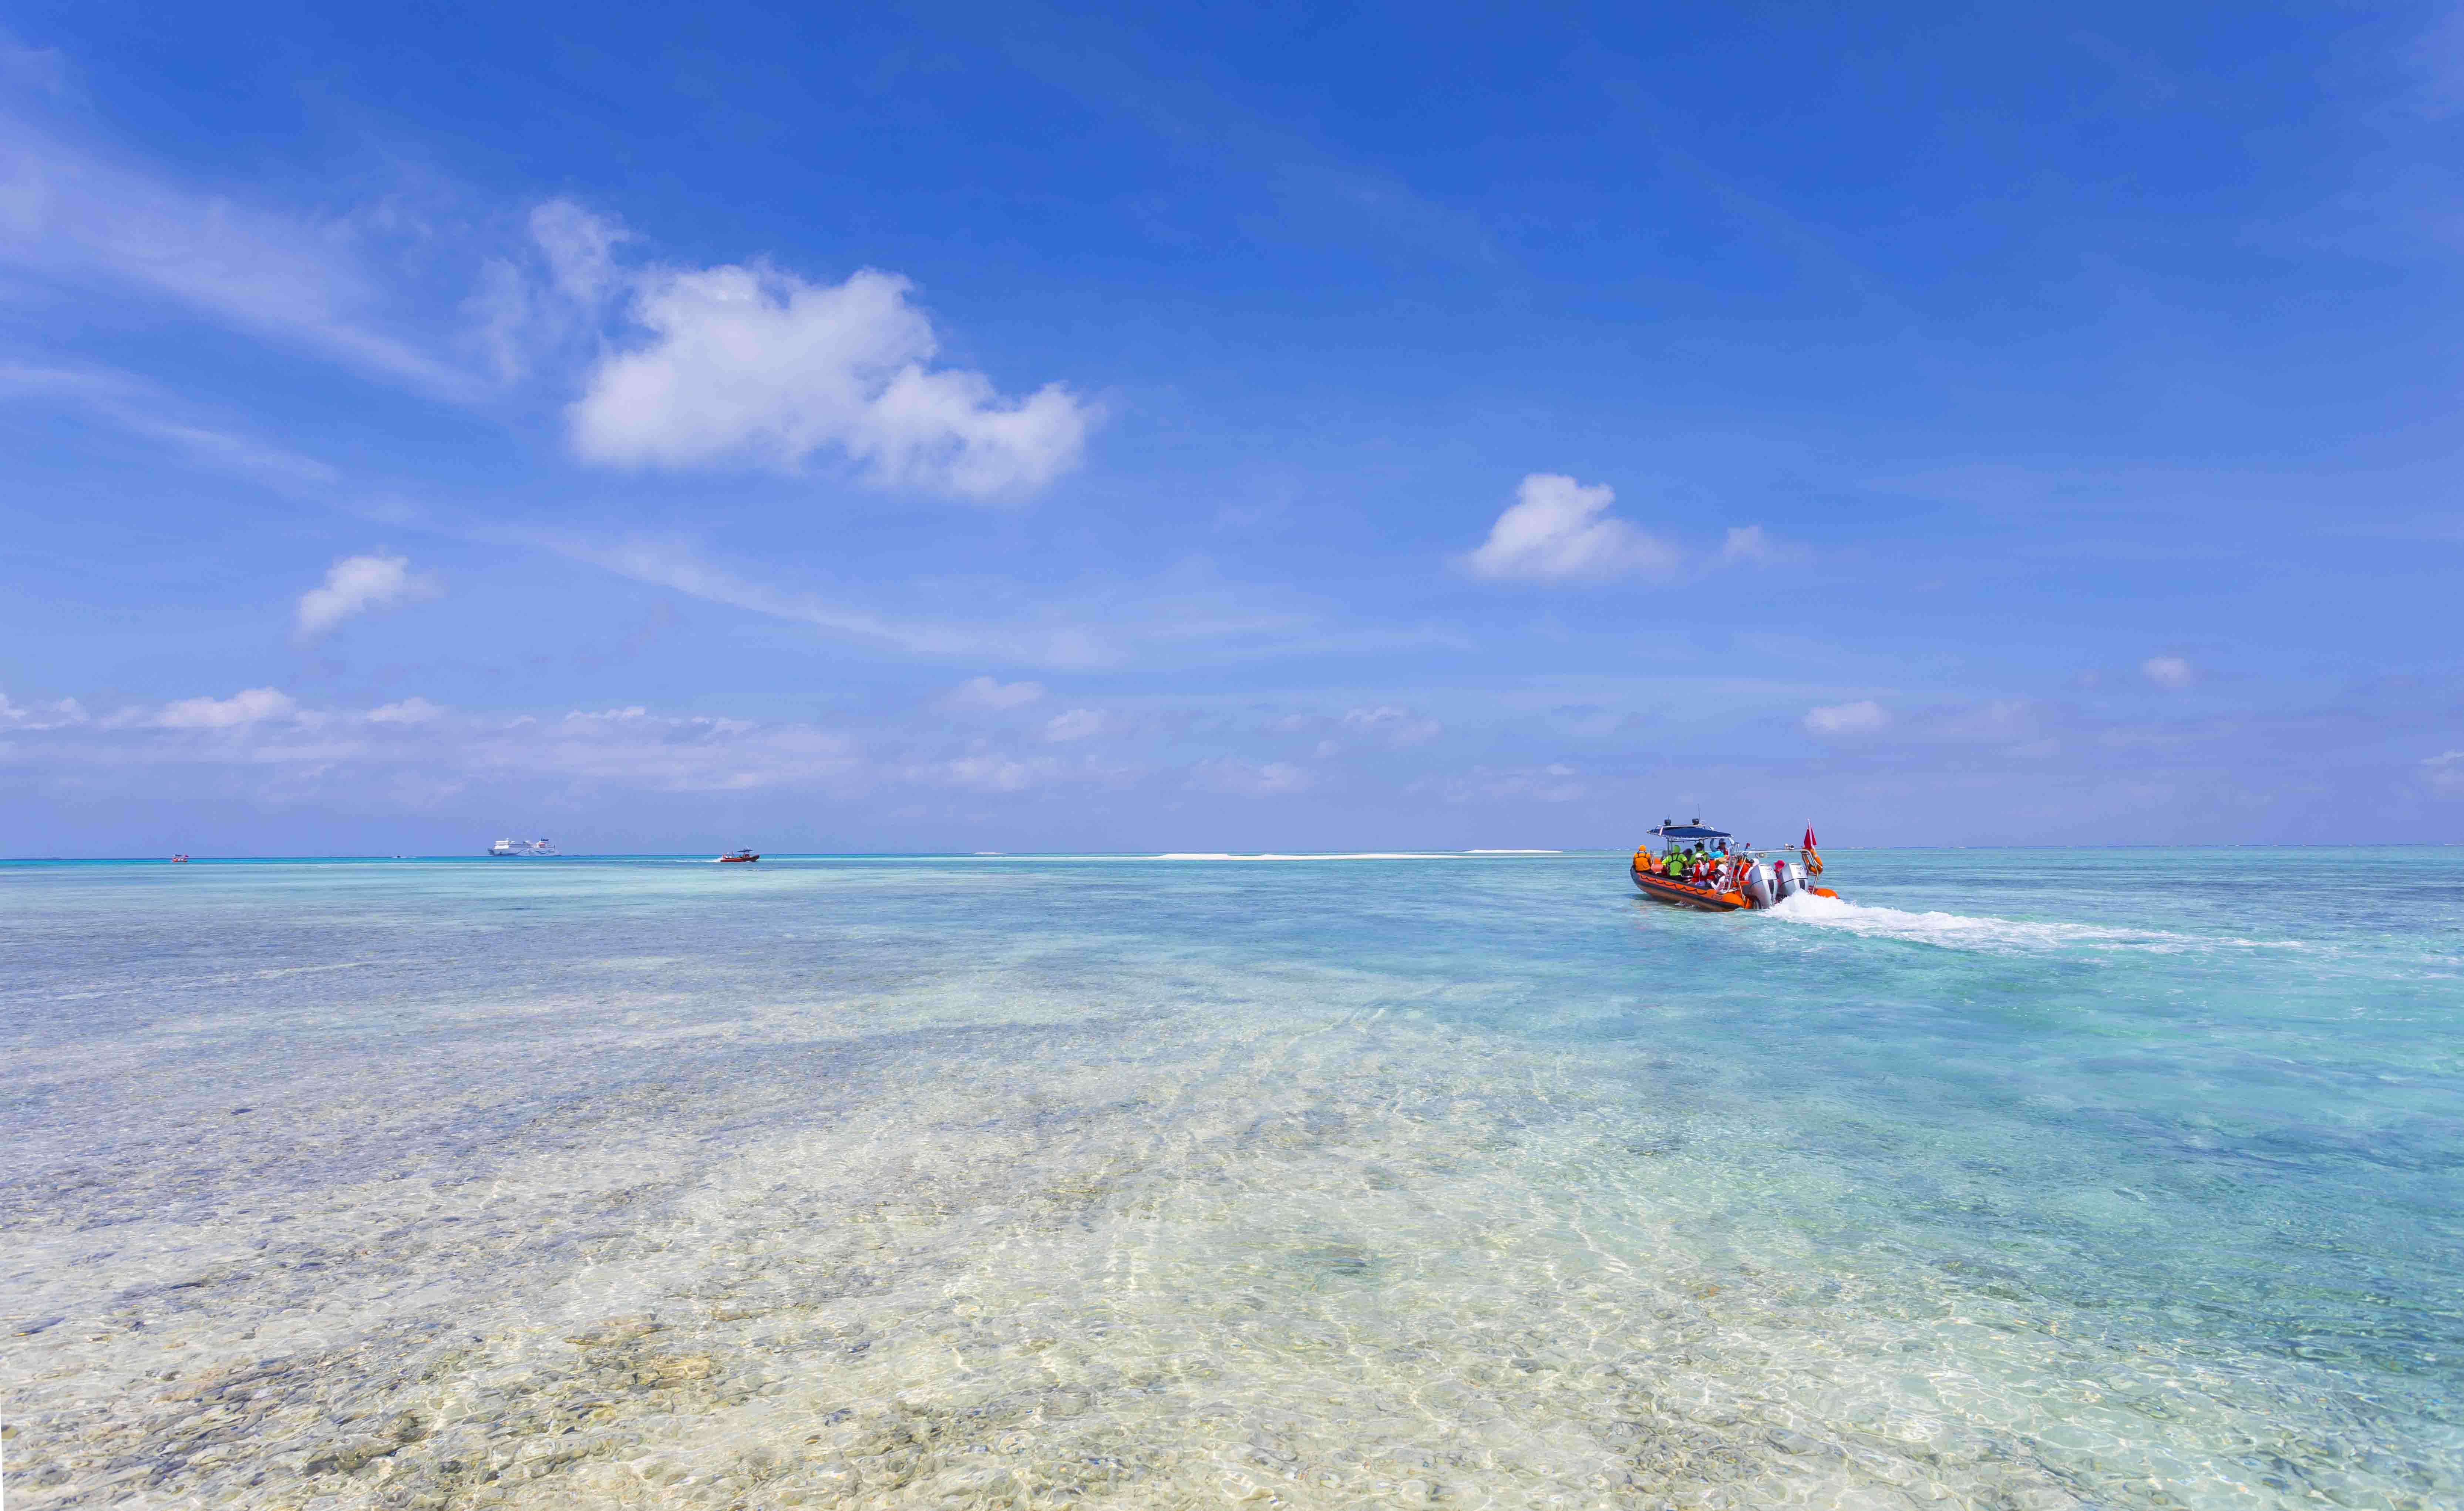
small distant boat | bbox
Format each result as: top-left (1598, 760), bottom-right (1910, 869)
top-left (488, 838), bottom-right (558, 857)
top-left (171, 854), bottom-right (188, 863)
top-left (1630, 819), bottom-right (1837, 912)
top-left (718, 849), bottom-right (760, 863)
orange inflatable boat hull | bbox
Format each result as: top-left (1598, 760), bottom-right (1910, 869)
top-left (1630, 864), bottom-right (1837, 911)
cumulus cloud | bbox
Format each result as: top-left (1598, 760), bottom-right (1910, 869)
top-left (1341, 705), bottom-right (1442, 745)
top-left (1042, 709), bottom-right (1115, 743)
top-left (3, 686), bottom-right (1162, 802)
top-left (366, 697), bottom-right (446, 725)
top-left (1713, 524), bottom-right (1807, 568)
top-left (568, 262), bottom-right (1095, 496)
top-left (1193, 757), bottom-right (1314, 796)
top-left (296, 554), bottom-right (429, 636)
top-left (945, 676), bottom-right (1047, 711)
top-left (2142, 656), bottom-right (2195, 689)
top-left (1464, 474), bottom-right (1682, 583)
top-left (1804, 700), bottom-right (1891, 736)
top-left (155, 687), bottom-right (297, 729)
top-left (0, 691), bottom-right (87, 729)
top-left (902, 749), bottom-right (1142, 794)
top-left (937, 752), bottom-right (1031, 792)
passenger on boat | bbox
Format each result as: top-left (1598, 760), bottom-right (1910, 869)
top-left (1662, 849), bottom-right (1686, 879)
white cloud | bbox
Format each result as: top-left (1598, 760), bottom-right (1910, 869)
top-left (0, 691), bottom-right (86, 729)
top-left (568, 262), bottom-right (1095, 497)
top-left (2425, 751), bottom-right (2464, 798)
top-left (4, 684), bottom-right (1162, 800)
top-left (539, 535), bottom-right (1453, 670)
top-left (1193, 757), bottom-right (1314, 797)
top-left (366, 697), bottom-right (446, 725)
top-left (468, 200), bottom-right (635, 383)
top-left (0, 116), bottom-right (477, 396)
top-left (1042, 709), bottom-right (1115, 743)
top-left (296, 553), bottom-right (429, 636)
top-left (1341, 705), bottom-right (1442, 745)
top-left (1804, 700), bottom-right (1891, 736)
top-left (0, 362), bottom-right (340, 490)
top-left (945, 676), bottom-right (1047, 711)
top-left (1418, 763), bottom-right (1588, 803)
top-left (530, 199), bottom-right (629, 309)
top-left (1713, 524), bottom-right (1807, 568)
top-left (1464, 474), bottom-right (1682, 583)
top-left (936, 752), bottom-right (1031, 792)
top-left (902, 748), bottom-right (1142, 794)
top-left (155, 687), bottom-right (297, 730)
top-left (2143, 656), bottom-right (2195, 689)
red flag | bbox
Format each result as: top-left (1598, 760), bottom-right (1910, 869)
top-left (1803, 827), bottom-right (1817, 851)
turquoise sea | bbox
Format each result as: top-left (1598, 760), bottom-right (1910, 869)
top-left (2, 849), bottom-right (2458, 1510)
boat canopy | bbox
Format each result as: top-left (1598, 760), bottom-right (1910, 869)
top-left (1647, 823), bottom-right (1731, 839)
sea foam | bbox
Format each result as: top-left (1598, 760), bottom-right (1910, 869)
top-left (1761, 888), bottom-right (2301, 953)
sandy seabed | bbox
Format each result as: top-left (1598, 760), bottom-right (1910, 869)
top-left (5, 958), bottom-right (2404, 1511)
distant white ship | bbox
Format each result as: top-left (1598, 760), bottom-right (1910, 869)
top-left (487, 838), bottom-right (557, 857)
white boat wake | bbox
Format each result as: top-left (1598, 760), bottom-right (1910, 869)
top-left (1760, 890), bottom-right (2301, 953)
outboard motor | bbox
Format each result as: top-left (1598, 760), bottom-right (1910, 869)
top-left (1743, 861), bottom-right (1778, 909)
top-left (1772, 859), bottom-right (1802, 902)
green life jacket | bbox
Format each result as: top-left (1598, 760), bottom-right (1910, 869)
top-left (1662, 851), bottom-right (1686, 877)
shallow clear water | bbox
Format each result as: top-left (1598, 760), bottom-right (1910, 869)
top-left (2, 850), bottom-right (2458, 1511)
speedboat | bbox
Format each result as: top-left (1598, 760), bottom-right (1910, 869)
top-left (1630, 820), bottom-right (1837, 912)
top-left (718, 849), bottom-right (760, 863)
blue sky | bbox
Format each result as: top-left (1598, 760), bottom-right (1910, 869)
top-left (4, 0), bottom-right (2461, 854)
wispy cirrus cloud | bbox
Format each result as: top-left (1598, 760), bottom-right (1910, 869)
top-left (0, 362), bottom-right (341, 490)
top-left (0, 113), bottom-right (482, 397)
top-left (943, 677), bottom-right (1047, 711)
top-left (531, 534), bottom-right (1458, 671)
